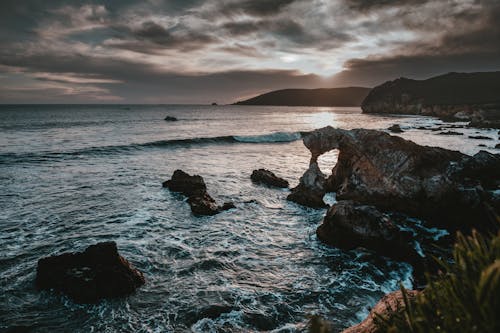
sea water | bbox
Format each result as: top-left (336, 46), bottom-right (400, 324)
top-left (0, 105), bottom-right (498, 332)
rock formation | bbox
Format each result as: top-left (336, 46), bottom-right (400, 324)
top-left (342, 290), bottom-right (419, 333)
top-left (163, 170), bottom-right (234, 216)
top-left (296, 126), bottom-right (499, 232)
top-left (36, 242), bottom-right (145, 303)
top-left (251, 169), bottom-right (289, 188)
top-left (361, 72), bottom-right (500, 128)
top-left (287, 160), bottom-right (328, 208)
top-left (317, 201), bottom-right (421, 265)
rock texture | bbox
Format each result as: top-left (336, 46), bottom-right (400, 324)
top-left (36, 242), bottom-right (145, 303)
top-left (287, 160), bottom-right (328, 208)
top-left (317, 201), bottom-right (421, 265)
top-left (297, 126), bottom-right (499, 232)
top-left (342, 290), bottom-right (419, 333)
top-left (163, 170), bottom-right (234, 216)
top-left (361, 72), bottom-right (500, 128)
top-left (387, 124), bottom-right (403, 133)
top-left (234, 87), bottom-right (371, 106)
top-left (251, 169), bottom-right (289, 188)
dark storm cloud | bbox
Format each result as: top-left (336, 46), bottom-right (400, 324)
top-left (219, 0), bottom-right (298, 16)
top-left (123, 20), bottom-right (217, 52)
top-left (345, 0), bottom-right (430, 11)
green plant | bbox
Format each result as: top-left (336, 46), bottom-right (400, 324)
top-left (376, 230), bottom-right (500, 333)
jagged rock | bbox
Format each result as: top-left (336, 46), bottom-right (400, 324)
top-left (317, 201), bottom-right (421, 265)
top-left (387, 124), bottom-right (403, 133)
top-left (36, 242), bottom-right (145, 303)
top-left (163, 170), bottom-right (234, 216)
top-left (297, 127), bottom-right (499, 232)
top-left (287, 161), bottom-right (327, 208)
top-left (342, 290), bottom-right (419, 333)
top-left (164, 116), bottom-right (178, 121)
top-left (251, 169), bottom-right (289, 188)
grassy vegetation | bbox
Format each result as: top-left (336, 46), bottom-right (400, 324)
top-left (376, 229), bottom-right (500, 333)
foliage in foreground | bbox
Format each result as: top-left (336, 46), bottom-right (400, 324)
top-left (376, 229), bottom-right (500, 333)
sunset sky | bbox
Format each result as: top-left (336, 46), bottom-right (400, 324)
top-left (1, 0), bottom-right (499, 104)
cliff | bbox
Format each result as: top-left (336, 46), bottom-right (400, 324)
top-left (234, 87), bottom-right (371, 106)
top-left (361, 71), bottom-right (500, 127)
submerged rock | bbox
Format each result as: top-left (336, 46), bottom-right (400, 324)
top-left (163, 170), bottom-right (234, 216)
top-left (297, 127), bottom-right (499, 232)
top-left (438, 130), bottom-right (463, 135)
top-left (317, 201), bottom-right (421, 265)
top-left (387, 124), bottom-right (403, 133)
top-left (164, 116), bottom-right (178, 121)
top-left (36, 242), bottom-right (145, 303)
top-left (251, 169), bottom-right (289, 188)
top-left (342, 290), bottom-right (419, 333)
top-left (468, 135), bottom-right (492, 140)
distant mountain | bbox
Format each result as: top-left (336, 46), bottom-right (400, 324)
top-left (361, 71), bottom-right (500, 128)
top-left (234, 87), bottom-right (371, 106)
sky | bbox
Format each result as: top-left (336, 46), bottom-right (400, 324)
top-left (0, 0), bottom-right (499, 104)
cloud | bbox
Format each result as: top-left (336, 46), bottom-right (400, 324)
top-left (0, 0), bottom-right (499, 103)
top-left (218, 0), bottom-right (298, 16)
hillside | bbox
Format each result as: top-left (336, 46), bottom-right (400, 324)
top-left (361, 71), bottom-right (500, 127)
top-left (234, 87), bottom-right (371, 106)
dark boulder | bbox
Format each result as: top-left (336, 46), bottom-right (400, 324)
top-left (387, 124), bottom-right (404, 133)
top-left (164, 116), bottom-right (178, 121)
top-left (251, 169), bottom-right (289, 188)
top-left (36, 242), bottom-right (145, 303)
top-left (163, 170), bottom-right (234, 216)
top-left (163, 170), bottom-right (206, 196)
top-left (317, 201), bottom-right (421, 265)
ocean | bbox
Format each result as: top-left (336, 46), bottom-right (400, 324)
top-left (0, 105), bottom-right (498, 332)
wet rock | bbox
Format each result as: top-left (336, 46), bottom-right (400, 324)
top-left (496, 143), bottom-right (500, 149)
top-left (438, 131), bottom-right (463, 135)
top-left (342, 290), bottom-right (419, 333)
top-left (298, 127), bottom-right (499, 232)
top-left (469, 119), bottom-right (500, 129)
top-left (456, 150), bottom-right (500, 189)
top-left (468, 135), bottom-right (492, 140)
top-left (36, 242), bottom-right (145, 303)
top-left (287, 161), bottom-right (327, 208)
top-left (163, 170), bottom-right (234, 216)
top-left (316, 201), bottom-right (421, 265)
top-left (251, 169), bottom-right (289, 188)
top-left (387, 124), bottom-right (403, 133)
top-left (164, 116), bottom-right (178, 121)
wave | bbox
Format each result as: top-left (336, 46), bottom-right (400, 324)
top-left (0, 131), bottom-right (303, 165)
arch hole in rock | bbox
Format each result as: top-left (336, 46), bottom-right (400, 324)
top-left (317, 149), bottom-right (339, 175)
